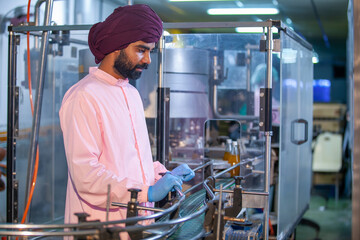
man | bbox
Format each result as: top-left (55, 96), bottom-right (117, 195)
top-left (59, 4), bottom-right (194, 226)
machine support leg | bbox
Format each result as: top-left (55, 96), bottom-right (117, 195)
top-left (262, 23), bottom-right (274, 240)
top-left (6, 29), bottom-right (19, 224)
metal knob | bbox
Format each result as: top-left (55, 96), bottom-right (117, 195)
top-left (234, 176), bottom-right (244, 187)
top-left (128, 188), bottom-right (141, 202)
top-left (74, 212), bottom-right (90, 223)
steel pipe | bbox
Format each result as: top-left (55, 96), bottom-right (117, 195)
top-left (25, 0), bottom-right (53, 221)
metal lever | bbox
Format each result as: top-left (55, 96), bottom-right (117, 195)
top-left (231, 176), bottom-right (243, 217)
top-left (173, 186), bottom-right (184, 197)
top-left (126, 188), bottom-right (143, 239)
top-left (159, 172), bottom-right (184, 198)
top-left (127, 188), bottom-right (141, 219)
top-left (74, 212), bottom-right (90, 223)
top-left (234, 176), bottom-right (244, 187)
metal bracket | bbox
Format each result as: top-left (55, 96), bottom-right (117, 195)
top-left (13, 180), bottom-right (18, 223)
top-left (156, 87), bottom-right (170, 167)
top-left (203, 158), bottom-right (214, 179)
top-left (259, 88), bottom-right (272, 132)
top-left (14, 87), bottom-right (19, 137)
top-left (15, 35), bottom-right (20, 45)
top-left (273, 39), bottom-right (281, 52)
top-left (126, 188), bottom-right (143, 239)
top-left (7, 31), bottom-right (19, 224)
top-left (260, 39), bottom-right (281, 52)
top-left (49, 30), bottom-right (70, 56)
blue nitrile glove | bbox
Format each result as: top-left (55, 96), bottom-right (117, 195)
top-left (171, 164), bottom-right (195, 181)
top-left (148, 173), bottom-right (183, 202)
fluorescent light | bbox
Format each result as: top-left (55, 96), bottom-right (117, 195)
top-left (312, 52), bottom-right (319, 64)
top-left (207, 8), bottom-right (279, 15)
top-left (235, 27), bottom-right (278, 33)
top-left (312, 57), bottom-right (319, 64)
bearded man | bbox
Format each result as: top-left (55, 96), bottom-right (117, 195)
top-left (59, 4), bottom-right (194, 228)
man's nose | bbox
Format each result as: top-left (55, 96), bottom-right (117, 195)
top-left (142, 51), bottom-right (151, 65)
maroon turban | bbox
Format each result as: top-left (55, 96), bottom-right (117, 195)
top-left (88, 4), bottom-right (163, 64)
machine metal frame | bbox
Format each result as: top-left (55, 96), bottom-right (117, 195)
top-left (5, 4), bottom-right (313, 237)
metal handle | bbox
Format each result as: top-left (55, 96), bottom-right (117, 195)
top-left (291, 119), bottom-right (308, 145)
top-left (173, 186), bottom-right (184, 197)
top-left (159, 172), bottom-right (184, 197)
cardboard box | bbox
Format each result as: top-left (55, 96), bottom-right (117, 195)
top-left (313, 172), bottom-right (342, 185)
top-left (313, 103), bottom-right (346, 119)
top-left (313, 119), bottom-right (344, 132)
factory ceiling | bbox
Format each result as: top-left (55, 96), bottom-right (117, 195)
top-left (133, 0), bottom-right (349, 63)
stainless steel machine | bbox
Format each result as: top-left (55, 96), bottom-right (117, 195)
top-left (2, 1), bottom-right (313, 238)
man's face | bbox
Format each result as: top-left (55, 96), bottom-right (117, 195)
top-left (113, 41), bottom-right (155, 80)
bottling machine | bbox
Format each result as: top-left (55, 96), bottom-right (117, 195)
top-left (1, 1), bottom-right (313, 239)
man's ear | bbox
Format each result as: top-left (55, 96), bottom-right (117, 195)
top-left (112, 50), bottom-right (121, 58)
top-left (109, 50), bottom-right (120, 58)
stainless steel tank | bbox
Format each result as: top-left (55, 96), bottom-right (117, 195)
top-left (136, 48), bottom-right (210, 119)
top-left (163, 48), bottom-right (210, 118)
top-left (77, 47), bottom-right (210, 118)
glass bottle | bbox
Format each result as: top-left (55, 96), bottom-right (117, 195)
top-left (223, 139), bottom-right (232, 161)
top-left (228, 141), bottom-right (240, 177)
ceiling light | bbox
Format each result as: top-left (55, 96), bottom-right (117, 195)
top-left (312, 57), bottom-right (319, 64)
top-left (285, 17), bottom-right (293, 25)
top-left (207, 8), bottom-right (279, 15)
top-left (235, 27), bottom-right (279, 33)
top-left (312, 52), bottom-right (319, 64)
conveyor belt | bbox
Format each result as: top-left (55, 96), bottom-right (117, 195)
top-left (224, 221), bottom-right (262, 240)
top-left (166, 178), bottom-right (234, 239)
top-left (0, 179), bottom-right (239, 239)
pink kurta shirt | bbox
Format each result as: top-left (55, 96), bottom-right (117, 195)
top-left (59, 67), bottom-right (166, 225)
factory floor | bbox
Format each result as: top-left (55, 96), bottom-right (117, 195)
top-left (295, 192), bottom-right (352, 240)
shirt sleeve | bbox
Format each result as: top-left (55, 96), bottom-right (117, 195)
top-left (60, 92), bottom-right (149, 208)
top-left (152, 161), bottom-right (168, 182)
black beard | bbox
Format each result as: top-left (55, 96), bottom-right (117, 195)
top-left (113, 50), bottom-right (148, 80)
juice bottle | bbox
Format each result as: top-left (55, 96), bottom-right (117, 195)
top-left (228, 141), bottom-right (240, 177)
top-left (223, 139), bottom-right (232, 161)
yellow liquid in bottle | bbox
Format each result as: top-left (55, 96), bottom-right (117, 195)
top-left (223, 151), bottom-right (230, 161)
top-left (228, 154), bottom-right (240, 177)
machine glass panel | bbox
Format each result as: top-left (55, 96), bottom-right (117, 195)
top-left (277, 30), bottom-right (314, 237)
top-left (135, 33), bottom-right (267, 192)
top-left (10, 31), bottom-right (90, 223)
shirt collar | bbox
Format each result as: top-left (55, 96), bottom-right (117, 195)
top-left (90, 67), bottom-right (129, 87)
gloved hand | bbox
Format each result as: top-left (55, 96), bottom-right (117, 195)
top-left (148, 173), bottom-right (183, 202)
top-left (171, 164), bottom-right (195, 181)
